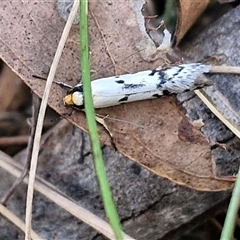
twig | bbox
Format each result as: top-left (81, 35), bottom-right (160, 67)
top-left (24, 1), bottom-right (80, 239)
top-left (194, 89), bottom-right (240, 139)
top-left (0, 136), bottom-right (29, 147)
top-left (0, 203), bottom-right (41, 239)
top-left (1, 94), bottom-right (40, 205)
top-left (210, 65), bottom-right (240, 74)
top-left (0, 151), bottom-right (134, 240)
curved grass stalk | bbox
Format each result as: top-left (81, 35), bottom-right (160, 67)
top-left (79, 0), bottom-right (123, 239)
top-left (24, 1), bottom-right (80, 239)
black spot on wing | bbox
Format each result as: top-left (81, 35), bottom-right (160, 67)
top-left (158, 70), bottom-right (165, 79)
top-left (163, 90), bottom-right (171, 95)
top-left (149, 69), bottom-right (158, 76)
top-left (159, 78), bottom-right (167, 85)
top-left (119, 96), bottom-right (129, 102)
top-left (149, 69), bottom-right (170, 88)
top-left (115, 79), bottom-right (125, 84)
top-left (156, 70), bottom-right (167, 86)
top-left (123, 83), bottom-right (146, 89)
top-left (172, 66), bottom-right (185, 76)
top-left (157, 66), bottom-right (187, 87)
top-left (152, 93), bottom-right (162, 98)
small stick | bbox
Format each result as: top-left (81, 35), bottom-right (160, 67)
top-left (1, 94), bottom-right (40, 205)
top-left (25, 1), bottom-right (80, 239)
top-left (194, 89), bottom-right (240, 139)
top-left (0, 136), bottom-right (29, 147)
top-left (210, 65), bottom-right (240, 74)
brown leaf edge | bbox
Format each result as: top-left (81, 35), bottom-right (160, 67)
top-left (174, 0), bottom-right (211, 45)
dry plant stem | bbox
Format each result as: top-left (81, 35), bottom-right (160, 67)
top-left (0, 151), bottom-right (134, 240)
top-left (210, 65), bottom-right (240, 74)
top-left (1, 94), bottom-right (40, 205)
top-left (210, 218), bottom-right (223, 232)
top-left (196, 65), bottom-right (240, 140)
top-left (0, 136), bottom-right (29, 147)
top-left (194, 89), bottom-right (240, 139)
top-left (0, 203), bottom-right (41, 240)
top-left (24, 1), bottom-right (80, 239)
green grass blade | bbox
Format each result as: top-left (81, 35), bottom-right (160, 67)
top-left (79, 0), bottom-right (123, 239)
top-left (220, 166), bottom-right (240, 240)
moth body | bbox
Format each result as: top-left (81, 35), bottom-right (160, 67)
top-left (63, 63), bottom-right (211, 109)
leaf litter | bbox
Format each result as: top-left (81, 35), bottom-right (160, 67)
top-left (0, 0), bottom-right (234, 190)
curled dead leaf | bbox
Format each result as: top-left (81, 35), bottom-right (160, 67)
top-left (174, 0), bottom-right (211, 45)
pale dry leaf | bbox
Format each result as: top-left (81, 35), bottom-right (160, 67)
top-left (0, 0), bottom-right (234, 190)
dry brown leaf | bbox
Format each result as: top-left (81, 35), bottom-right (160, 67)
top-left (96, 97), bottom-right (233, 191)
top-left (0, 63), bottom-right (29, 111)
top-left (0, 0), bottom-right (234, 190)
top-left (174, 0), bottom-right (211, 45)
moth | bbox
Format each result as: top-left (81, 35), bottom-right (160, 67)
top-left (63, 63), bottom-right (211, 109)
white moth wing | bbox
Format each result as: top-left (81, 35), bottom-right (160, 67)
top-left (162, 64), bottom-right (211, 93)
top-left (91, 70), bottom-right (160, 97)
top-left (91, 70), bottom-right (161, 108)
top-left (67, 63), bottom-right (211, 108)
